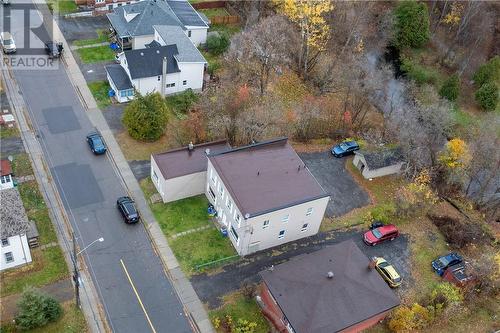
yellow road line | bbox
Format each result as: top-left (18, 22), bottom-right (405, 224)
top-left (120, 259), bottom-right (157, 333)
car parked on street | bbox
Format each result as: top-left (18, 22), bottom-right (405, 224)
top-left (117, 196), bottom-right (140, 224)
top-left (363, 224), bottom-right (399, 246)
top-left (374, 257), bottom-right (402, 288)
top-left (1, 32), bottom-right (16, 54)
top-left (86, 132), bottom-right (107, 155)
top-left (45, 41), bottom-right (63, 59)
top-left (331, 140), bottom-right (360, 157)
top-left (431, 252), bottom-right (463, 276)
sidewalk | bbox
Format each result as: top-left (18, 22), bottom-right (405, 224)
top-left (0, 279), bottom-right (73, 321)
top-left (50, 5), bottom-right (215, 333)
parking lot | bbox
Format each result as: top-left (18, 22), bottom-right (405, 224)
top-left (299, 151), bottom-right (371, 217)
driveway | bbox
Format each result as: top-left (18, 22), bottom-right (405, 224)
top-left (299, 152), bottom-right (370, 217)
top-left (80, 61), bottom-right (114, 82)
top-left (190, 229), bottom-right (410, 308)
top-left (57, 16), bottom-right (109, 43)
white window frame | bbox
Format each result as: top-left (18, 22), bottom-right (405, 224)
top-left (262, 220), bottom-right (270, 229)
top-left (301, 223), bottom-right (308, 232)
top-left (1, 175), bottom-right (11, 184)
top-left (183, 80), bottom-right (187, 85)
top-left (235, 212), bottom-right (241, 227)
top-left (306, 207), bottom-right (313, 216)
top-left (5, 252), bottom-right (13, 263)
top-left (282, 214), bottom-right (289, 223)
top-left (1, 238), bottom-right (9, 247)
top-left (278, 230), bottom-right (285, 239)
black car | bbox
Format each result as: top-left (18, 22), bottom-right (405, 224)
top-left (117, 196), bottom-right (140, 224)
top-left (86, 132), bottom-right (107, 155)
top-left (45, 41), bottom-right (63, 59)
top-left (369, 220), bottom-right (384, 230)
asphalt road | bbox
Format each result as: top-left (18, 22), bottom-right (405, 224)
top-left (6, 4), bottom-right (191, 332)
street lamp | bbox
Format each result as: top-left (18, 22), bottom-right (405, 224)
top-left (72, 234), bottom-right (104, 308)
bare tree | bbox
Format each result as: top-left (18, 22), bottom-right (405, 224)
top-left (228, 15), bottom-right (295, 95)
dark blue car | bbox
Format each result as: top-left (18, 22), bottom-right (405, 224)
top-left (331, 140), bottom-right (360, 157)
top-left (431, 253), bottom-right (463, 276)
top-left (86, 132), bottom-right (107, 155)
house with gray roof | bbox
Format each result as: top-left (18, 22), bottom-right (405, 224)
top-left (206, 138), bottom-right (330, 256)
top-left (353, 147), bottom-right (405, 179)
top-left (0, 188), bottom-right (33, 271)
top-left (107, 0), bottom-right (208, 50)
top-left (106, 24), bottom-right (206, 102)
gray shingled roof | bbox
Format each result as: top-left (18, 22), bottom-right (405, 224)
top-left (356, 148), bottom-right (404, 170)
top-left (154, 25), bottom-right (206, 63)
top-left (260, 240), bottom-right (400, 333)
top-left (105, 64), bottom-right (134, 90)
top-left (0, 188), bottom-right (30, 239)
top-left (124, 45), bottom-right (180, 79)
top-left (107, 0), bottom-right (206, 39)
top-left (167, 0), bottom-right (207, 27)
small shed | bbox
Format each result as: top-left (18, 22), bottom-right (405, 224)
top-left (151, 140), bottom-right (230, 203)
top-left (443, 263), bottom-right (476, 288)
top-left (0, 159), bottom-right (14, 190)
top-left (353, 148), bottom-right (404, 179)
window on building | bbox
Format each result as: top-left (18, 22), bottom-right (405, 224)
top-left (301, 223), bottom-right (308, 232)
top-left (218, 184), bottom-right (224, 196)
top-left (235, 213), bottom-right (241, 226)
top-left (306, 207), bottom-right (313, 216)
top-left (120, 90), bottom-right (127, 97)
top-left (5, 252), bottom-right (13, 263)
top-left (152, 170), bottom-right (158, 183)
top-left (230, 226), bottom-right (239, 241)
top-left (209, 187), bottom-right (216, 200)
top-left (157, 76), bottom-right (161, 81)
top-left (278, 230), bottom-right (285, 239)
top-left (166, 83), bottom-right (176, 88)
top-left (1, 238), bottom-right (9, 247)
top-left (282, 214), bottom-right (289, 223)
top-left (127, 89), bottom-right (134, 97)
top-left (0, 175), bottom-right (10, 184)
top-left (210, 169), bottom-right (216, 183)
top-left (188, 30), bottom-right (192, 37)
top-left (183, 80), bottom-right (187, 86)
top-left (262, 220), bottom-right (270, 229)
top-left (227, 200), bottom-right (232, 211)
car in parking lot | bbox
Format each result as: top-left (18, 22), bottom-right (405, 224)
top-left (86, 132), bottom-right (107, 155)
top-left (117, 196), bottom-right (139, 224)
top-left (1, 32), bottom-right (16, 54)
top-left (374, 257), bottom-right (402, 288)
top-left (331, 140), bottom-right (360, 157)
top-left (363, 224), bottom-right (399, 246)
top-left (431, 252), bottom-right (463, 276)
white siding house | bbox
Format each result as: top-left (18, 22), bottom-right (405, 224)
top-left (206, 138), bottom-right (330, 256)
top-left (0, 188), bottom-right (33, 271)
top-left (151, 140), bottom-right (229, 203)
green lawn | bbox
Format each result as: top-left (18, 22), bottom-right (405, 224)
top-left (11, 153), bottom-right (33, 178)
top-left (0, 126), bottom-right (19, 139)
top-left (73, 30), bottom-right (109, 47)
top-left (209, 24), bottom-right (242, 37)
top-left (88, 81), bottom-right (112, 109)
top-left (46, 0), bottom-right (78, 14)
top-left (169, 228), bottom-right (236, 275)
top-left (199, 8), bottom-right (229, 18)
top-left (76, 46), bottom-right (115, 64)
top-left (1, 301), bottom-right (87, 333)
top-left (0, 247), bottom-right (69, 297)
top-left (210, 292), bottom-right (270, 333)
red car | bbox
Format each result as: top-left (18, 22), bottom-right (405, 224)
top-left (363, 224), bottom-right (399, 246)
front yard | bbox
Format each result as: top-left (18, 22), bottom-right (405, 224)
top-left (88, 81), bottom-right (112, 109)
top-left (76, 46), bottom-right (115, 64)
top-left (140, 179), bottom-right (236, 275)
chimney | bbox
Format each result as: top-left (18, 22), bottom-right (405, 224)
top-left (162, 56), bottom-right (167, 96)
top-left (188, 142), bottom-right (194, 151)
top-left (327, 271), bottom-right (334, 279)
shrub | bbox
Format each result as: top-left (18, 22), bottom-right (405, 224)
top-left (395, 170), bottom-right (437, 218)
top-left (393, 0), bottom-right (430, 49)
top-left (15, 288), bottom-right (62, 330)
top-left (165, 89), bottom-right (199, 114)
top-left (388, 303), bottom-right (432, 332)
top-left (439, 74), bottom-right (460, 101)
top-left (234, 318), bottom-right (258, 333)
top-left (472, 55), bottom-right (500, 87)
top-left (400, 57), bottom-right (439, 85)
top-left (240, 282), bottom-right (257, 300)
top-left (207, 62), bottom-right (221, 76)
top-left (206, 33), bottom-right (230, 56)
top-left (122, 92), bottom-right (170, 141)
top-left (431, 282), bottom-right (463, 307)
top-left (427, 214), bottom-right (492, 248)
top-left (474, 82), bottom-right (498, 111)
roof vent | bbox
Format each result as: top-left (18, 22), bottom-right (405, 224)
top-left (156, 50), bottom-right (160, 54)
top-left (140, 52), bottom-right (144, 56)
top-left (257, 170), bottom-right (260, 176)
top-left (245, 213), bottom-right (250, 219)
top-left (188, 142), bottom-right (194, 151)
top-left (205, 148), bottom-right (210, 155)
top-left (327, 271), bottom-right (334, 279)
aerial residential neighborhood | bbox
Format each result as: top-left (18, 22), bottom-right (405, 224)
top-left (0, 0), bottom-right (499, 333)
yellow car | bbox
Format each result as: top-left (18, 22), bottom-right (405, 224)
top-left (374, 257), bottom-right (402, 288)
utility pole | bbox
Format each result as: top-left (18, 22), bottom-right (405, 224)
top-left (72, 232), bottom-right (80, 308)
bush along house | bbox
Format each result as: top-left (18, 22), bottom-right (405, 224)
top-left (205, 138), bottom-right (330, 256)
top-left (105, 24), bottom-right (207, 102)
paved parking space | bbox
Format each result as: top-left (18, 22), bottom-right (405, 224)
top-left (191, 229), bottom-right (410, 308)
top-left (57, 16), bottom-right (109, 43)
top-left (299, 151), bottom-right (370, 217)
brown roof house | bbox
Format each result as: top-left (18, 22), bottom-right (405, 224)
top-left (258, 240), bottom-right (400, 333)
top-left (151, 140), bottom-right (229, 203)
top-left (0, 188), bottom-right (33, 271)
top-left (353, 148), bottom-right (404, 179)
top-left (206, 138), bottom-right (330, 256)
